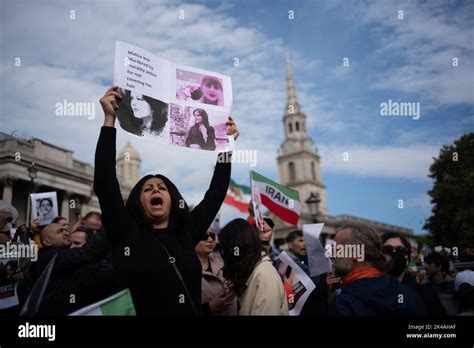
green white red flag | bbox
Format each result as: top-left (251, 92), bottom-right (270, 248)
top-left (224, 178), bottom-right (251, 213)
top-left (250, 170), bottom-right (301, 227)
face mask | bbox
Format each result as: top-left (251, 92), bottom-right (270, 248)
top-left (387, 253), bottom-right (407, 276)
top-left (6, 223), bottom-right (13, 232)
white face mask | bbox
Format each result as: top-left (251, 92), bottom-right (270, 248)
top-left (6, 223), bottom-right (13, 232)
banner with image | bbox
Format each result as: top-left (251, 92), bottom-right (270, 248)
top-left (113, 41), bottom-right (234, 152)
top-left (275, 251), bottom-right (316, 316)
top-left (30, 192), bottom-right (58, 226)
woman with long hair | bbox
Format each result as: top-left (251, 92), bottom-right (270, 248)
top-left (115, 89), bottom-right (168, 137)
top-left (95, 86), bottom-right (239, 316)
top-left (219, 218), bottom-right (288, 315)
top-left (185, 108), bottom-right (216, 151)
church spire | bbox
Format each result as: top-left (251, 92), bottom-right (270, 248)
top-left (286, 53), bottom-right (301, 115)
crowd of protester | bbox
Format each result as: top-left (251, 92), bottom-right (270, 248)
top-left (0, 86), bottom-right (472, 317)
top-left (2, 200), bottom-right (473, 317)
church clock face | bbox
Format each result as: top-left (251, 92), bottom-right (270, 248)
top-left (286, 140), bottom-right (294, 151)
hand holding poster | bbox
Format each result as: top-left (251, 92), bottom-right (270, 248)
top-left (250, 170), bottom-right (301, 226)
top-left (302, 223), bottom-right (331, 277)
top-left (113, 41), bottom-right (234, 152)
top-left (30, 192), bottom-right (58, 226)
top-left (275, 251), bottom-right (316, 316)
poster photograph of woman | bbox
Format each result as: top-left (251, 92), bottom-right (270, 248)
top-left (30, 192), bottom-right (58, 226)
top-left (169, 104), bottom-right (231, 152)
top-left (175, 68), bottom-right (226, 107)
top-left (115, 88), bottom-right (170, 142)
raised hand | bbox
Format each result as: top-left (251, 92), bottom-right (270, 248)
top-left (226, 116), bottom-right (239, 141)
top-left (99, 86), bottom-right (122, 127)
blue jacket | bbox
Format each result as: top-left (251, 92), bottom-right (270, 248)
top-left (330, 275), bottom-right (427, 316)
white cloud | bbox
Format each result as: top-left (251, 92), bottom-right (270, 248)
top-left (343, 0), bottom-right (474, 107)
top-left (1, 0), bottom-right (470, 198)
top-left (320, 144), bottom-right (439, 181)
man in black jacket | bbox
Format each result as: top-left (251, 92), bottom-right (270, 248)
top-left (382, 232), bottom-right (446, 316)
top-left (32, 223), bottom-right (120, 315)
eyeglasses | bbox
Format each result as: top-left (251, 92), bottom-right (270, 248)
top-left (201, 233), bottom-right (216, 241)
top-left (382, 245), bottom-right (408, 255)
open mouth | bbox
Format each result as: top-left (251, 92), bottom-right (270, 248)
top-left (150, 197), bottom-right (163, 208)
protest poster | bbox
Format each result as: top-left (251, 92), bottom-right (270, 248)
top-left (30, 192), bottom-right (58, 226)
top-left (113, 41), bottom-right (234, 152)
top-left (302, 223), bottom-right (331, 277)
top-left (0, 282), bottom-right (19, 310)
top-left (275, 251), bottom-right (316, 316)
top-left (0, 258), bottom-right (19, 310)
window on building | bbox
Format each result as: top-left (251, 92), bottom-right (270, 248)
top-left (295, 122), bottom-right (299, 131)
top-left (289, 162), bottom-right (296, 182)
top-left (311, 161), bottom-right (316, 181)
top-left (289, 122), bottom-right (293, 133)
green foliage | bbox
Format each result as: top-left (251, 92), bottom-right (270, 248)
top-left (424, 133), bottom-right (474, 247)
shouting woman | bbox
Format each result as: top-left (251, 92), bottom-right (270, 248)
top-left (95, 86), bottom-right (239, 316)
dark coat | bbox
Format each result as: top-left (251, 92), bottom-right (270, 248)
top-left (402, 272), bottom-right (446, 316)
top-left (330, 275), bottom-right (428, 316)
top-left (32, 230), bottom-right (118, 315)
top-left (94, 127), bottom-right (230, 316)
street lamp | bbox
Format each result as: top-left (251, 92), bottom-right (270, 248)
top-left (305, 192), bottom-right (321, 223)
top-left (28, 161), bottom-right (38, 192)
top-left (27, 161), bottom-right (38, 229)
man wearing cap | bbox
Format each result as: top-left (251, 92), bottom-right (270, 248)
top-left (455, 270), bottom-right (474, 316)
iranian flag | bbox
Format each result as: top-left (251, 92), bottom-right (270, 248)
top-left (224, 178), bottom-right (251, 213)
top-left (250, 170), bottom-right (301, 226)
top-left (69, 289), bottom-right (136, 316)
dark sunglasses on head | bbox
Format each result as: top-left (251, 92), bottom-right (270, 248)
top-left (382, 245), bottom-right (408, 255)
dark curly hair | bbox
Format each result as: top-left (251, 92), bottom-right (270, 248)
top-left (219, 218), bottom-right (266, 296)
top-left (116, 89), bottom-right (168, 137)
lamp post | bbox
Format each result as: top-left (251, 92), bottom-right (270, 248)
top-left (305, 192), bottom-right (321, 223)
top-left (28, 162), bottom-right (38, 192)
top-left (27, 162), bottom-right (38, 229)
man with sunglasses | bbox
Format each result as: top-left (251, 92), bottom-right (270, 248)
top-left (382, 232), bottom-right (446, 316)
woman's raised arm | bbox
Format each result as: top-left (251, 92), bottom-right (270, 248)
top-left (93, 87), bottom-right (128, 243)
top-left (190, 117), bottom-right (239, 244)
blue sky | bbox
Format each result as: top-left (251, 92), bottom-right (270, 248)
top-left (1, 0), bottom-right (473, 234)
